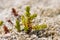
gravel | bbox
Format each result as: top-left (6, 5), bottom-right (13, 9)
top-left (0, 0), bottom-right (60, 40)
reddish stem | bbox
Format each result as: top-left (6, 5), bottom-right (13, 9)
top-left (7, 20), bottom-right (13, 24)
top-left (12, 8), bottom-right (18, 16)
top-left (3, 25), bottom-right (10, 34)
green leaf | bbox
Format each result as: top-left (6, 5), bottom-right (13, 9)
top-left (25, 12), bottom-right (30, 17)
top-left (15, 19), bottom-right (20, 32)
top-left (0, 20), bottom-right (3, 26)
top-left (21, 15), bottom-right (29, 32)
top-left (21, 15), bottom-right (28, 27)
top-left (21, 15), bottom-right (26, 24)
top-left (30, 13), bottom-right (37, 20)
top-left (24, 26), bottom-right (29, 32)
top-left (25, 6), bottom-right (30, 17)
top-left (33, 24), bottom-right (47, 30)
top-left (25, 6), bottom-right (30, 13)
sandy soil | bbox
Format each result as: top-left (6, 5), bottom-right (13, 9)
top-left (0, 0), bottom-right (60, 40)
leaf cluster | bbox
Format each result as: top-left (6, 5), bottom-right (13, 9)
top-left (15, 19), bottom-right (20, 32)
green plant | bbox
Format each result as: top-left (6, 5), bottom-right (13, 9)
top-left (15, 19), bottom-right (20, 32)
top-left (0, 20), bottom-right (3, 26)
top-left (32, 24), bottom-right (47, 30)
top-left (15, 6), bottom-right (47, 33)
top-left (21, 6), bottom-right (37, 33)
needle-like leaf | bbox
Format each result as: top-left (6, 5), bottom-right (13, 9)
top-left (30, 13), bottom-right (37, 20)
top-left (32, 24), bottom-right (47, 30)
top-left (25, 6), bottom-right (30, 13)
top-left (15, 19), bottom-right (20, 32)
top-left (0, 20), bottom-right (3, 26)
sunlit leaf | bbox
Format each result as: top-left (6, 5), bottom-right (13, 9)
top-left (30, 13), bottom-right (37, 20)
top-left (0, 20), bottom-right (3, 26)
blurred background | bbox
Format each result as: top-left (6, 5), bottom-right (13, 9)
top-left (0, 0), bottom-right (60, 11)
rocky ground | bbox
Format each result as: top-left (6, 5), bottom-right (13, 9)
top-left (0, 0), bottom-right (60, 40)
